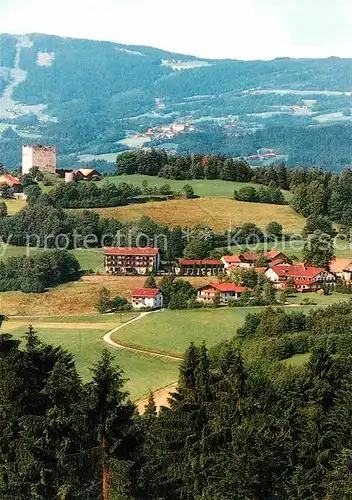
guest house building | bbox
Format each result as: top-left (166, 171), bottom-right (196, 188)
top-left (197, 283), bottom-right (252, 304)
top-left (131, 288), bottom-right (163, 309)
top-left (265, 264), bottom-right (335, 292)
top-left (104, 247), bottom-right (160, 275)
top-left (175, 259), bottom-right (225, 276)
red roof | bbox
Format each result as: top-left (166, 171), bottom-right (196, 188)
top-left (294, 279), bottom-right (317, 286)
top-left (104, 247), bottom-right (159, 256)
top-left (265, 250), bottom-right (285, 261)
top-left (329, 259), bottom-right (352, 273)
top-left (269, 258), bottom-right (286, 267)
top-left (0, 174), bottom-right (22, 186)
top-left (222, 255), bottom-right (243, 264)
top-left (254, 267), bottom-right (267, 273)
top-left (242, 253), bottom-right (258, 261)
top-left (199, 283), bottom-right (251, 293)
top-left (270, 264), bottom-right (325, 279)
top-left (131, 288), bottom-right (161, 298)
top-left (179, 259), bottom-right (223, 266)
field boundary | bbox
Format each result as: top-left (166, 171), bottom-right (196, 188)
top-left (103, 310), bottom-right (182, 361)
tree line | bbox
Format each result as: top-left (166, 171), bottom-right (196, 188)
top-left (0, 250), bottom-right (80, 293)
top-left (1, 304), bottom-right (351, 498)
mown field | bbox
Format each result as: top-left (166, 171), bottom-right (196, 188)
top-left (112, 297), bottom-right (351, 357)
top-left (2, 314), bottom-right (179, 399)
top-left (113, 308), bottom-right (250, 356)
top-left (97, 174), bottom-right (293, 201)
top-left (0, 246), bottom-right (105, 272)
top-left (0, 275), bottom-right (217, 315)
top-left (92, 197), bottom-right (305, 233)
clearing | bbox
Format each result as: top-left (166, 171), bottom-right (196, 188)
top-left (97, 174), bottom-right (292, 201)
top-left (0, 246), bottom-right (105, 272)
top-left (4, 198), bottom-right (27, 215)
top-left (92, 197), bottom-right (304, 233)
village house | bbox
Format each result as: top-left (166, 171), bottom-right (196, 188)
top-left (131, 288), bottom-right (163, 309)
top-left (329, 259), bottom-right (352, 282)
top-left (0, 174), bottom-right (23, 195)
top-left (265, 264), bottom-right (335, 292)
top-left (221, 255), bottom-right (251, 269)
top-left (221, 250), bottom-right (289, 271)
top-left (104, 247), bottom-right (160, 275)
top-left (197, 283), bottom-right (252, 304)
top-left (73, 168), bottom-right (102, 181)
top-left (175, 259), bottom-right (225, 276)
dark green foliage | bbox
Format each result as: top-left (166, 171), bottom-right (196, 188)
top-left (183, 236), bottom-right (211, 259)
top-left (234, 184), bottom-right (286, 204)
top-left (182, 184), bottom-right (195, 198)
top-left (0, 201), bottom-right (8, 218)
top-left (0, 249), bottom-right (80, 293)
top-left (303, 229), bottom-right (335, 268)
top-left (1, 298), bottom-right (352, 498)
top-left (48, 180), bottom-right (142, 209)
top-left (159, 275), bottom-right (196, 309)
top-left (143, 275), bottom-right (157, 289)
top-left (95, 287), bottom-right (131, 313)
top-left (23, 183), bottom-right (42, 206)
top-left (266, 220), bottom-right (283, 237)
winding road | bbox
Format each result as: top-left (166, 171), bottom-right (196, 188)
top-left (103, 310), bottom-right (180, 411)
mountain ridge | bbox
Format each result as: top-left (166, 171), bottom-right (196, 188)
top-left (0, 33), bottom-right (351, 171)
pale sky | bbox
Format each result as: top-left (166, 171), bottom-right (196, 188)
top-left (1, 0), bottom-right (351, 59)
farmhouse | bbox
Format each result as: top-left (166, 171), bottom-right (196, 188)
top-left (175, 259), bottom-right (224, 276)
top-left (197, 283), bottom-right (252, 304)
top-left (329, 259), bottom-right (352, 282)
top-left (0, 174), bottom-right (23, 194)
top-left (266, 264), bottom-right (335, 292)
top-left (104, 247), bottom-right (160, 275)
top-left (221, 255), bottom-right (251, 269)
top-left (131, 288), bottom-right (163, 309)
top-left (73, 168), bottom-right (102, 181)
top-left (221, 250), bottom-right (289, 270)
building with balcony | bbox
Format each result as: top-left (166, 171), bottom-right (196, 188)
top-left (104, 247), bottom-right (160, 275)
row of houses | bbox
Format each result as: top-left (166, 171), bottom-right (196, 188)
top-left (130, 283), bottom-right (252, 309)
top-left (104, 248), bottom-right (287, 276)
top-left (104, 247), bottom-right (352, 295)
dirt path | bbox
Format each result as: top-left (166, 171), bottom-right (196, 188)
top-left (136, 382), bottom-right (178, 413)
top-left (103, 310), bottom-right (181, 412)
top-left (103, 311), bottom-right (182, 361)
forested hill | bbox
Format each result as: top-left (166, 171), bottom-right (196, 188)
top-left (0, 33), bottom-right (351, 171)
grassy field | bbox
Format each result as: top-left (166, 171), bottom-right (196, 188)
top-left (112, 295), bottom-right (351, 358)
top-left (0, 275), bottom-right (219, 316)
top-left (97, 174), bottom-right (292, 201)
top-left (282, 353), bottom-right (310, 367)
top-left (0, 246), bottom-right (105, 272)
top-left (112, 309), bottom-right (249, 356)
top-left (92, 197), bottom-right (305, 233)
top-left (2, 314), bottom-right (179, 399)
top-left (4, 198), bottom-right (27, 214)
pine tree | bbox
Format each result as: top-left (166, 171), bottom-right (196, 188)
top-left (144, 275), bottom-right (157, 288)
top-left (86, 349), bottom-right (136, 500)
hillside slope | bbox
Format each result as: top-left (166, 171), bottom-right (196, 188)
top-left (0, 33), bottom-right (351, 170)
